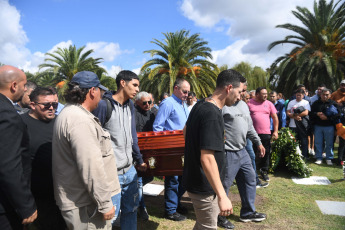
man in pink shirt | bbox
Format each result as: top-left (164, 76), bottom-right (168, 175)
top-left (248, 87), bottom-right (279, 182)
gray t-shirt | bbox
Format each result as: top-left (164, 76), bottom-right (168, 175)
top-left (222, 100), bottom-right (262, 151)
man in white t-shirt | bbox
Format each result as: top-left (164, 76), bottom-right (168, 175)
top-left (287, 88), bottom-right (311, 158)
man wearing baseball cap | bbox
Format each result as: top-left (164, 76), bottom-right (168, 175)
top-left (52, 71), bottom-right (119, 230)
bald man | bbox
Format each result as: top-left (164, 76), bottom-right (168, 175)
top-left (0, 65), bottom-right (37, 230)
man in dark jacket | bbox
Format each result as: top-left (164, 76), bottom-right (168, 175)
top-left (135, 91), bottom-right (155, 132)
top-left (134, 91), bottom-right (155, 220)
top-left (269, 91), bottom-right (286, 130)
top-left (0, 65), bottom-right (37, 229)
top-left (310, 88), bottom-right (340, 165)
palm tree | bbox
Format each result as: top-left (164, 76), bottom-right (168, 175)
top-left (141, 30), bottom-right (217, 98)
top-left (39, 45), bottom-right (107, 81)
top-left (100, 74), bottom-right (117, 91)
top-left (232, 62), bottom-right (270, 91)
top-left (268, 0), bottom-right (345, 96)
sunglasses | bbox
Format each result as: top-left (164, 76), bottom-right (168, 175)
top-left (35, 102), bottom-right (58, 110)
top-left (142, 100), bottom-right (152, 106)
top-left (177, 86), bottom-right (189, 94)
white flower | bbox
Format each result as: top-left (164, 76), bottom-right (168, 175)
top-left (296, 146), bottom-right (302, 156)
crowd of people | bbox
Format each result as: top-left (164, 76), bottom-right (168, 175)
top-left (0, 64), bottom-right (344, 230)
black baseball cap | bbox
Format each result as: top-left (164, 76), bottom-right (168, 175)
top-left (71, 71), bottom-right (108, 91)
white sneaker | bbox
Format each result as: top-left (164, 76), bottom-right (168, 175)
top-left (326, 160), bottom-right (333, 166)
top-left (309, 149), bottom-right (315, 156)
top-left (315, 160), bottom-right (322, 165)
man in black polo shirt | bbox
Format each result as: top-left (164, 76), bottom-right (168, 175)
top-left (183, 69), bottom-right (246, 229)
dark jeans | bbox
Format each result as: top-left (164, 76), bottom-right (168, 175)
top-left (338, 137), bottom-right (345, 162)
top-left (245, 139), bottom-right (259, 183)
top-left (138, 176), bottom-right (154, 208)
top-left (255, 134), bottom-right (271, 173)
top-left (164, 176), bottom-right (185, 215)
top-left (0, 211), bottom-right (22, 230)
top-left (223, 148), bottom-right (256, 217)
top-left (291, 127), bottom-right (309, 158)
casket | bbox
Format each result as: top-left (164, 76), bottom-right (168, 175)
top-left (137, 130), bottom-right (185, 176)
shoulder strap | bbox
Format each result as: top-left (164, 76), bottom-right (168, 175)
top-left (104, 98), bottom-right (113, 124)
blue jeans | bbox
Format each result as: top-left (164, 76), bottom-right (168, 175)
top-left (245, 139), bottom-right (259, 183)
top-left (164, 176), bottom-right (185, 215)
top-left (314, 125), bottom-right (334, 160)
top-left (138, 176), bottom-right (153, 208)
top-left (223, 148), bottom-right (257, 217)
top-left (113, 165), bottom-right (139, 230)
top-left (111, 193), bottom-right (121, 224)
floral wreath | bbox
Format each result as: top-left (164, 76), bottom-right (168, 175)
top-left (270, 128), bottom-right (313, 177)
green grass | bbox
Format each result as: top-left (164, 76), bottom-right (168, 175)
top-left (137, 162), bottom-right (345, 230)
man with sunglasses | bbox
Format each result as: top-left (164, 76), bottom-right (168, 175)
top-left (135, 91), bottom-right (155, 133)
top-left (134, 91), bottom-right (156, 220)
top-left (153, 78), bottom-right (190, 221)
top-left (21, 87), bottom-right (65, 229)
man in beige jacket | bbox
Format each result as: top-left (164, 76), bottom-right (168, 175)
top-left (52, 71), bottom-right (121, 230)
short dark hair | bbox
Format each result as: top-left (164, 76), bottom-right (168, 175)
top-left (188, 92), bottom-right (196, 97)
top-left (216, 69), bottom-right (246, 89)
top-left (318, 83), bottom-right (326, 88)
top-left (255, 87), bottom-right (266, 95)
top-left (296, 84), bottom-right (305, 89)
top-left (64, 82), bottom-right (90, 104)
top-left (29, 86), bottom-right (55, 102)
top-left (295, 89), bottom-right (305, 94)
top-left (116, 70), bottom-right (139, 88)
top-left (322, 88), bottom-right (332, 94)
top-left (173, 78), bottom-right (188, 88)
top-left (26, 81), bottom-right (37, 90)
top-left (270, 91), bottom-right (277, 95)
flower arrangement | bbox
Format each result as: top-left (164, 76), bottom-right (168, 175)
top-left (270, 128), bottom-right (313, 177)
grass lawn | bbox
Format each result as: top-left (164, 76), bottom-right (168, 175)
top-left (134, 160), bottom-right (345, 230)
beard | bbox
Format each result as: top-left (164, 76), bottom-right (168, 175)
top-left (340, 88), bottom-right (345, 92)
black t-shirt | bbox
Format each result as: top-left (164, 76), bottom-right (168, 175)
top-left (21, 112), bottom-right (56, 199)
top-left (182, 99), bottom-right (226, 195)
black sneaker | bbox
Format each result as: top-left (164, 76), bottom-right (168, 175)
top-left (138, 207), bottom-right (149, 221)
top-left (217, 215), bottom-right (235, 229)
top-left (260, 169), bottom-right (270, 182)
top-left (164, 212), bottom-right (186, 221)
top-left (176, 204), bottom-right (188, 215)
top-left (239, 212), bottom-right (266, 222)
top-left (256, 180), bottom-right (269, 188)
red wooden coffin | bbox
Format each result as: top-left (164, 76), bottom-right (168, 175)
top-left (137, 130), bottom-right (185, 176)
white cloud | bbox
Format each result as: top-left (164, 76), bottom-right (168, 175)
top-left (86, 42), bottom-right (122, 62)
top-left (0, 0), bottom-right (30, 68)
top-left (132, 67), bottom-right (141, 75)
top-left (0, 0), bottom-right (127, 74)
top-left (100, 64), bottom-right (122, 78)
top-left (181, 0), bottom-right (315, 67)
top-left (48, 40), bottom-right (73, 53)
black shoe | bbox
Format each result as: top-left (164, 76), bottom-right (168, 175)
top-left (176, 204), bottom-right (188, 215)
top-left (217, 215), bottom-right (235, 229)
top-left (164, 212), bottom-right (186, 221)
top-left (256, 180), bottom-right (269, 188)
top-left (138, 207), bottom-right (149, 221)
top-left (239, 212), bottom-right (266, 222)
top-left (260, 169), bottom-right (270, 182)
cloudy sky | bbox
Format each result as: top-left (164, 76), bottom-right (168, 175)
top-left (1, 0), bottom-right (315, 77)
